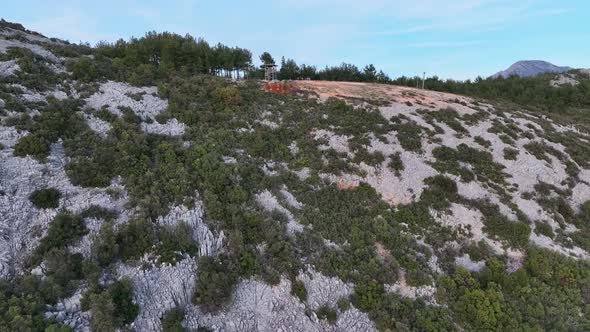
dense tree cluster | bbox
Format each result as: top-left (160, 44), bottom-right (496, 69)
top-left (273, 57), bottom-right (391, 82)
top-left (393, 72), bottom-right (590, 117)
top-left (90, 32), bottom-right (252, 83)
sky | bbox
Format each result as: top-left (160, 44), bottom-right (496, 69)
top-left (3, 0), bottom-right (589, 80)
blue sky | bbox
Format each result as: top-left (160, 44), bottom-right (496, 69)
top-left (3, 0), bottom-right (589, 79)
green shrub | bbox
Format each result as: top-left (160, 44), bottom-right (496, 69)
top-left (89, 292), bottom-right (115, 332)
top-left (116, 218), bottom-right (154, 261)
top-left (214, 86), bottom-right (241, 106)
top-left (291, 279), bottom-right (307, 302)
top-left (503, 147), bottom-right (519, 160)
top-left (337, 297), bottom-right (350, 311)
top-left (473, 201), bottom-right (530, 247)
top-left (156, 222), bottom-right (198, 263)
top-left (80, 205), bottom-right (118, 221)
top-left (192, 256), bottom-right (238, 312)
top-left (162, 307), bottom-right (186, 332)
top-left (14, 134), bottom-right (50, 159)
top-left (66, 157), bottom-right (112, 187)
top-left (534, 221), bottom-right (554, 238)
top-left (421, 175), bottom-right (458, 210)
top-left (69, 57), bottom-right (98, 82)
top-left (316, 305), bottom-right (337, 324)
top-left (35, 211), bottom-right (88, 260)
top-left (108, 278), bottom-right (139, 326)
top-left (91, 222), bottom-right (119, 267)
top-left (29, 188), bottom-right (61, 209)
top-left (474, 136), bottom-right (492, 148)
top-left (388, 152), bottom-right (404, 175)
top-left (352, 149), bottom-right (385, 166)
top-left (95, 107), bottom-right (118, 123)
top-left (394, 121), bottom-right (424, 152)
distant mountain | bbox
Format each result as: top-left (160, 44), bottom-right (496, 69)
top-left (491, 60), bottom-right (571, 78)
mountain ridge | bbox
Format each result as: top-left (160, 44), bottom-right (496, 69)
top-left (491, 60), bottom-right (571, 78)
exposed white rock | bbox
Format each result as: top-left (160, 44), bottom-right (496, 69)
top-left (432, 204), bottom-right (526, 271)
top-left (84, 81), bottom-right (188, 136)
top-left (433, 204), bottom-right (504, 256)
top-left (0, 59), bottom-right (19, 77)
top-left (288, 141), bottom-right (299, 155)
top-left (386, 272), bottom-right (437, 304)
top-left (9, 83), bottom-right (68, 102)
top-left (46, 289), bottom-right (91, 331)
top-left (141, 118), bottom-right (186, 136)
top-left (0, 27), bottom-right (64, 45)
top-left (321, 145), bottom-right (438, 206)
top-left (0, 141), bottom-right (131, 277)
top-left (529, 232), bottom-right (589, 259)
top-left (570, 182), bottom-right (590, 210)
top-left (293, 167), bottom-right (311, 180)
top-left (298, 267), bottom-right (352, 310)
top-left (0, 125), bottom-right (26, 147)
top-left (280, 186), bottom-right (303, 209)
top-left (0, 38), bottom-right (61, 62)
top-left (156, 198), bottom-right (224, 257)
top-left (550, 73), bottom-right (579, 87)
top-left (455, 254), bottom-right (486, 272)
top-left (256, 118), bottom-right (280, 129)
top-left (82, 113), bottom-right (111, 137)
top-left (119, 257), bottom-right (198, 332)
top-left (85, 81), bottom-right (166, 120)
top-left (312, 128), bottom-right (352, 156)
top-left (184, 277), bottom-right (376, 332)
top-left (256, 190), bottom-right (305, 235)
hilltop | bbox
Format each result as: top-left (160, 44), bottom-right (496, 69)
top-left (1, 20), bottom-right (590, 331)
top-left (491, 60), bottom-right (571, 78)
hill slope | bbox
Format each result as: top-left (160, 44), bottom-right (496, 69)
top-left (1, 21), bottom-right (590, 331)
top-left (492, 60), bottom-right (571, 78)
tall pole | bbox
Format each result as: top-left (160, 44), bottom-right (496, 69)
top-left (422, 72), bottom-right (425, 90)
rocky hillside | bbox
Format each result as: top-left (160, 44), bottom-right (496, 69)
top-left (491, 60), bottom-right (571, 78)
top-left (1, 21), bottom-right (590, 331)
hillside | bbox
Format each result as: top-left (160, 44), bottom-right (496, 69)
top-left (491, 60), bottom-right (571, 78)
top-left (2, 21), bottom-right (590, 331)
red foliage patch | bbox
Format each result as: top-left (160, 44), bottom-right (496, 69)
top-left (262, 81), bottom-right (297, 93)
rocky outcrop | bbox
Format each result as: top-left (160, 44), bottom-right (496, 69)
top-left (119, 257), bottom-right (198, 332)
top-left (0, 141), bottom-right (131, 278)
top-left (0, 60), bottom-right (19, 77)
top-left (156, 199), bottom-right (224, 257)
top-left (85, 81), bottom-right (186, 136)
top-left (183, 277), bottom-right (376, 332)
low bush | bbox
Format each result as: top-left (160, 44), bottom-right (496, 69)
top-left (29, 188), bottom-right (61, 209)
top-left (192, 256), bottom-right (239, 312)
top-left (14, 134), bottom-right (49, 159)
top-left (34, 211), bottom-right (88, 261)
top-left (291, 279), bottom-right (307, 302)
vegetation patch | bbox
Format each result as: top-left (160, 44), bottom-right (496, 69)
top-left (28, 187), bottom-right (61, 209)
top-left (503, 147), bottom-right (519, 160)
top-left (387, 152), bottom-right (404, 176)
top-left (419, 108), bottom-right (468, 135)
top-left (392, 120), bottom-right (425, 152)
top-left (523, 142), bottom-right (565, 162)
top-left (432, 144), bottom-right (509, 186)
